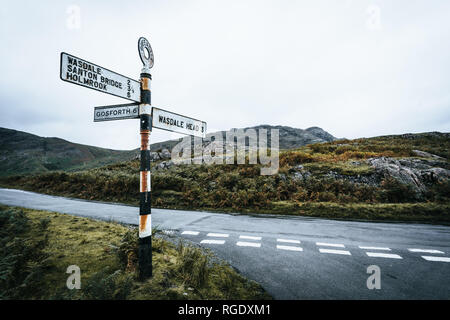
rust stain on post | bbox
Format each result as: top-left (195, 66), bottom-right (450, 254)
top-left (140, 171), bottom-right (148, 192)
top-left (140, 130), bottom-right (150, 150)
top-left (140, 215), bottom-right (148, 233)
top-left (141, 78), bottom-right (150, 90)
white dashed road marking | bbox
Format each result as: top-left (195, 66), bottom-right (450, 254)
top-left (319, 248), bottom-right (351, 255)
top-left (359, 246), bottom-right (391, 251)
top-left (277, 239), bottom-right (301, 244)
top-left (207, 233), bottom-right (229, 238)
top-left (185, 231), bottom-right (449, 263)
top-left (236, 241), bottom-right (261, 248)
top-left (366, 252), bottom-right (402, 259)
top-left (200, 239), bottom-right (225, 245)
top-left (239, 235), bottom-right (262, 241)
top-left (408, 249), bottom-right (444, 254)
top-left (316, 242), bottom-right (345, 248)
top-left (181, 231), bottom-right (199, 236)
top-left (421, 256), bottom-right (450, 262)
top-left (277, 245), bottom-right (303, 252)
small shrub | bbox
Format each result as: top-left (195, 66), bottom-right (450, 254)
top-left (81, 269), bottom-right (134, 300)
top-left (378, 177), bottom-right (419, 203)
top-left (176, 241), bottom-right (209, 288)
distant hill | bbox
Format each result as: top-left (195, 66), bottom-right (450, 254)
top-left (0, 127), bottom-right (136, 176)
top-left (0, 125), bottom-right (336, 176)
top-left (150, 125), bottom-right (337, 152)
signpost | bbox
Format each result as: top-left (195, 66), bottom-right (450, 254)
top-left (152, 107), bottom-right (207, 138)
top-left (94, 103), bottom-right (139, 122)
top-left (60, 52), bottom-right (141, 102)
top-left (60, 36), bottom-right (207, 280)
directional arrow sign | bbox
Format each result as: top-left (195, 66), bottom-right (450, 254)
top-left (152, 107), bottom-right (207, 138)
top-left (94, 103), bottom-right (140, 122)
top-left (60, 52), bottom-right (140, 102)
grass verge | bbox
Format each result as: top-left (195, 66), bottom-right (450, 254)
top-left (0, 205), bottom-right (270, 300)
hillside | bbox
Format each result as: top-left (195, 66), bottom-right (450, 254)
top-left (0, 127), bottom-right (137, 176)
top-left (0, 125), bottom-right (336, 176)
top-left (2, 131), bottom-right (449, 223)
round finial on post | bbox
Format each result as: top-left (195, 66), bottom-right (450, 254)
top-left (138, 37), bottom-right (154, 74)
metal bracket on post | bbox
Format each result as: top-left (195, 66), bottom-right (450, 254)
top-left (138, 37), bottom-right (154, 280)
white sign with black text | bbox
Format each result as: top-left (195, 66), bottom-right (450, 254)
top-left (60, 52), bottom-right (141, 102)
top-left (94, 103), bottom-right (140, 122)
top-left (152, 107), bottom-right (207, 138)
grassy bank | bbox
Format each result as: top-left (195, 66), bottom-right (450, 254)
top-left (0, 206), bottom-right (270, 300)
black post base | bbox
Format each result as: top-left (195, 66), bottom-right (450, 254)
top-left (138, 236), bottom-right (152, 280)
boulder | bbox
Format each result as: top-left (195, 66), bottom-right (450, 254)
top-left (150, 152), bottom-right (160, 161)
top-left (412, 149), bottom-right (445, 160)
top-left (159, 149), bottom-right (171, 160)
top-left (155, 160), bottom-right (174, 170)
top-left (289, 165), bottom-right (311, 182)
top-left (367, 157), bottom-right (449, 193)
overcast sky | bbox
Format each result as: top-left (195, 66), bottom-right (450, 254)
top-left (1, 0), bottom-right (449, 150)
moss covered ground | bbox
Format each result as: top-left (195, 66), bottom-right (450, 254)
top-left (0, 205), bottom-right (270, 300)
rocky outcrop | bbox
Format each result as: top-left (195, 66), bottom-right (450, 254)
top-left (286, 155), bottom-right (449, 194)
top-left (289, 165), bottom-right (312, 182)
top-left (153, 160), bottom-right (174, 171)
top-left (323, 170), bottom-right (381, 186)
top-left (136, 148), bottom-right (172, 161)
top-left (412, 149), bottom-right (445, 160)
top-left (367, 157), bottom-right (449, 193)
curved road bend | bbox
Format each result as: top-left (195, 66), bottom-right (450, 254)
top-left (0, 188), bottom-right (449, 299)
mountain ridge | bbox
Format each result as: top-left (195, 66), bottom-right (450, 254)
top-left (0, 125), bottom-right (337, 176)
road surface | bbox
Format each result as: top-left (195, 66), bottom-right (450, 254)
top-left (1, 188), bottom-right (449, 299)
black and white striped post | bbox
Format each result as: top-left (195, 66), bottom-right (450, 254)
top-left (138, 37), bottom-right (154, 280)
top-left (61, 36), bottom-right (205, 280)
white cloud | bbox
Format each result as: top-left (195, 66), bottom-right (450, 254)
top-left (0, 0), bottom-right (449, 150)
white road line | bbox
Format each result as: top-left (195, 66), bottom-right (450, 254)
top-left (359, 246), bottom-right (391, 251)
top-left (239, 235), bottom-right (262, 241)
top-left (366, 252), bottom-right (402, 259)
top-left (200, 239), bottom-right (225, 245)
top-left (207, 233), bottom-right (229, 238)
top-left (277, 239), bottom-right (301, 244)
top-left (236, 241), bottom-right (261, 248)
top-left (421, 256), bottom-right (450, 262)
top-left (316, 242), bottom-right (345, 248)
top-left (408, 249), bottom-right (444, 254)
top-left (319, 248), bottom-right (351, 255)
top-left (277, 245), bottom-right (303, 252)
top-left (181, 231), bottom-right (199, 236)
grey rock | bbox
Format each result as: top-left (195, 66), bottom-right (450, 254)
top-left (319, 169), bottom-right (381, 186)
top-left (150, 152), bottom-right (161, 161)
top-left (292, 172), bottom-right (304, 181)
top-left (366, 157), bottom-right (449, 193)
top-left (289, 166), bottom-right (311, 182)
top-left (421, 168), bottom-right (450, 183)
top-left (155, 160), bottom-right (174, 170)
top-left (412, 149), bottom-right (445, 160)
top-left (367, 157), bottom-right (426, 192)
top-left (159, 149), bottom-right (171, 160)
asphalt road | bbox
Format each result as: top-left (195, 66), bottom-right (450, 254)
top-left (1, 188), bottom-right (449, 299)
